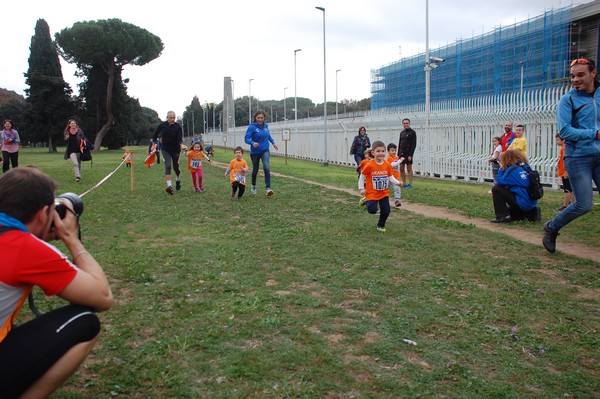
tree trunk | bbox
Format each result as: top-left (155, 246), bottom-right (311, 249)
top-left (94, 61), bottom-right (115, 151)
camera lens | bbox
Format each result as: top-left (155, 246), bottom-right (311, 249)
top-left (55, 192), bottom-right (84, 219)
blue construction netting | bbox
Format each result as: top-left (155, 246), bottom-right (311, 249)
top-left (371, 7), bottom-right (571, 110)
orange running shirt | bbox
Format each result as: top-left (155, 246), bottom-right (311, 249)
top-left (187, 150), bottom-right (206, 171)
top-left (361, 160), bottom-right (394, 201)
top-left (228, 158), bottom-right (249, 185)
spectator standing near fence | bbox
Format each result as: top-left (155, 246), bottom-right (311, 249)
top-left (508, 124), bottom-right (527, 154)
top-left (543, 58), bottom-right (600, 253)
top-left (500, 121), bottom-right (516, 152)
top-left (398, 118), bottom-right (417, 189)
top-left (349, 127), bottom-right (371, 166)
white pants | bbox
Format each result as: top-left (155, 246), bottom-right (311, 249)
top-left (69, 152), bottom-right (81, 178)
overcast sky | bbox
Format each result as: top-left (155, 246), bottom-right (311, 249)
top-left (1, 0), bottom-right (591, 119)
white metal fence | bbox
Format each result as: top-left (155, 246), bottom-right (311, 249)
top-left (204, 87), bottom-right (570, 188)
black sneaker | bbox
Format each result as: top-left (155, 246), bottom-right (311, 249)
top-left (175, 181), bottom-right (181, 191)
top-left (490, 215), bottom-right (512, 223)
top-left (542, 222), bottom-right (559, 253)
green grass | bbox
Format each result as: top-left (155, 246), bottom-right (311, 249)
top-left (17, 147), bottom-right (600, 398)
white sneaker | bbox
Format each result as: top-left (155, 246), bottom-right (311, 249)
top-left (251, 186), bottom-right (257, 195)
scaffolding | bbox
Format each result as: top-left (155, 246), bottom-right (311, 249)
top-left (371, 7), bottom-right (572, 110)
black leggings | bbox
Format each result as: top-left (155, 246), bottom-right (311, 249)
top-left (232, 182), bottom-right (246, 198)
top-left (2, 151), bottom-right (18, 172)
top-left (0, 304), bottom-right (100, 398)
top-left (366, 197), bottom-right (391, 228)
top-left (161, 149), bottom-right (181, 176)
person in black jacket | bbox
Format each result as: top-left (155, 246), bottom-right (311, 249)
top-left (349, 126), bottom-right (371, 166)
top-left (398, 118), bottom-right (417, 189)
top-left (152, 111), bottom-right (187, 195)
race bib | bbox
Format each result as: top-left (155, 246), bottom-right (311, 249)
top-left (234, 174), bottom-right (245, 184)
top-left (190, 159), bottom-right (201, 169)
top-left (371, 175), bottom-right (389, 191)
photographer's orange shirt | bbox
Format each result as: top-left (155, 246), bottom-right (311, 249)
top-left (361, 160), bottom-right (394, 201)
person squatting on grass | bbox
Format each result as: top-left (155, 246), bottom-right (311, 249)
top-left (543, 58), bottom-right (600, 253)
top-left (186, 140), bottom-right (212, 193)
top-left (153, 111), bottom-right (187, 195)
top-left (490, 149), bottom-right (541, 223)
top-left (358, 141), bottom-right (403, 232)
top-left (244, 110), bottom-right (278, 196)
top-left (225, 146), bottom-right (250, 199)
top-left (0, 167), bottom-right (113, 398)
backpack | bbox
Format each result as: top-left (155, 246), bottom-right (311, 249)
top-left (522, 166), bottom-right (544, 200)
top-left (80, 139), bottom-right (94, 163)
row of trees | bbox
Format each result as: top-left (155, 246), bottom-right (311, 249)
top-left (0, 18), bottom-right (370, 151)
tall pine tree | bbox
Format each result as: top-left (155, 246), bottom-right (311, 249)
top-left (25, 19), bottom-right (73, 151)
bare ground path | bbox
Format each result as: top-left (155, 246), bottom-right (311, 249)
top-left (270, 171), bottom-right (600, 264)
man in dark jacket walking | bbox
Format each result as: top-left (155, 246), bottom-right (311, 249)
top-left (398, 118), bottom-right (417, 189)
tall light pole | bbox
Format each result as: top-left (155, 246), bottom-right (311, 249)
top-left (248, 78), bottom-right (254, 124)
top-left (283, 87), bottom-right (288, 122)
top-left (294, 49), bottom-right (302, 135)
top-left (335, 69), bottom-right (341, 119)
top-left (519, 61), bottom-right (525, 99)
top-left (316, 6), bottom-right (328, 166)
top-left (425, 0), bottom-right (430, 128)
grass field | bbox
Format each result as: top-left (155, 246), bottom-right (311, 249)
top-left (17, 147), bottom-right (599, 398)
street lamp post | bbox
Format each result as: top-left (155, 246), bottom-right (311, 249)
top-left (294, 49), bottom-right (302, 135)
top-left (283, 87), bottom-right (288, 122)
top-left (248, 78), bottom-right (254, 124)
top-left (316, 6), bottom-right (328, 166)
top-left (519, 61), bottom-right (525, 99)
top-left (335, 69), bottom-right (341, 119)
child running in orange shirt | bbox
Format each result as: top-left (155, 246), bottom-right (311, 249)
top-left (555, 133), bottom-right (575, 211)
top-left (386, 143), bottom-right (403, 207)
top-left (359, 140), bottom-right (403, 232)
top-left (186, 141), bottom-right (211, 192)
top-left (357, 149), bottom-right (373, 206)
top-left (225, 146), bottom-right (250, 198)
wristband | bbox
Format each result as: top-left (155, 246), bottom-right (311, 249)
top-left (72, 250), bottom-right (89, 262)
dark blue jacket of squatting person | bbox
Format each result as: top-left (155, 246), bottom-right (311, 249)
top-left (496, 162), bottom-right (538, 212)
top-left (152, 121), bottom-right (183, 153)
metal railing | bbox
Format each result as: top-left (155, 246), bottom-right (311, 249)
top-left (204, 87), bottom-right (570, 188)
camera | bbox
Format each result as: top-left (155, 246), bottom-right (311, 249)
top-left (55, 192), bottom-right (84, 219)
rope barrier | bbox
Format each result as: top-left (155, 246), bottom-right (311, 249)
top-left (78, 154), bottom-right (131, 198)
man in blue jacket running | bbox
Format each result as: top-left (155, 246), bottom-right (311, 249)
top-left (543, 58), bottom-right (600, 253)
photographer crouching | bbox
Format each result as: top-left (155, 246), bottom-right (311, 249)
top-left (0, 167), bottom-right (113, 398)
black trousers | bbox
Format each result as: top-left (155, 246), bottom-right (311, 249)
top-left (491, 185), bottom-right (536, 220)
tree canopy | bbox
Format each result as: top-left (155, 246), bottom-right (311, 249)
top-left (56, 19), bottom-right (163, 149)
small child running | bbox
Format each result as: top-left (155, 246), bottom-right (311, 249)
top-left (386, 143), bottom-right (403, 207)
top-left (186, 141), bottom-right (211, 192)
top-left (225, 146), bottom-right (250, 199)
top-left (555, 133), bottom-right (575, 211)
top-left (359, 140), bottom-right (403, 232)
top-left (357, 149), bottom-right (373, 206)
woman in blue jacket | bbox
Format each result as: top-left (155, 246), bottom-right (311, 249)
top-left (244, 110), bottom-right (278, 196)
top-left (543, 58), bottom-right (600, 252)
top-left (490, 149), bottom-right (540, 223)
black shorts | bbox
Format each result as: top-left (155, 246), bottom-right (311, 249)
top-left (400, 156), bottom-right (413, 165)
top-left (561, 177), bottom-right (572, 193)
top-left (0, 305), bottom-right (100, 398)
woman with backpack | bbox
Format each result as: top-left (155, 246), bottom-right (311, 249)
top-left (490, 149), bottom-right (541, 223)
top-left (64, 119), bottom-right (85, 182)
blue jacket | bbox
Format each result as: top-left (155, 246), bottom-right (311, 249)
top-left (245, 122), bottom-right (275, 154)
top-left (557, 87), bottom-right (600, 158)
top-left (497, 163), bottom-right (538, 212)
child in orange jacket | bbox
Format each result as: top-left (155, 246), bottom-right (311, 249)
top-left (186, 141), bottom-right (211, 192)
top-left (225, 146), bottom-right (250, 198)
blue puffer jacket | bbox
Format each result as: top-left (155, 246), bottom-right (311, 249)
top-left (557, 87), bottom-right (600, 158)
top-left (497, 163), bottom-right (538, 212)
top-left (245, 122), bottom-right (275, 155)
